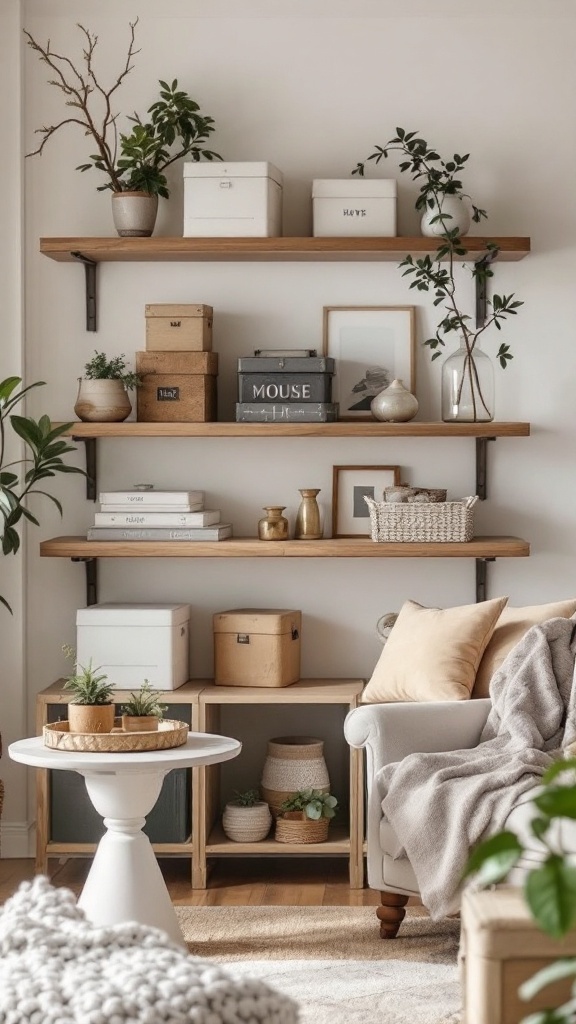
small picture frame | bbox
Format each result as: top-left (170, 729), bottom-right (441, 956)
top-left (332, 465), bottom-right (401, 538)
top-left (322, 306), bottom-right (416, 420)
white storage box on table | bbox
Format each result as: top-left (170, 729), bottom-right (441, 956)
top-left (312, 178), bottom-right (397, 237)
top-left (183, 161), bottom-right (283, 237)
top-left (76, 603), bottom-right (190, 690)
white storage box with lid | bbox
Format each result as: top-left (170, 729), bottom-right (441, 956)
top-left (312, 178), bottom-right (397, 237)
top-left (183, 161), bottom-right (283, 237)
top-left (76, 603), bottom-right (190, 690)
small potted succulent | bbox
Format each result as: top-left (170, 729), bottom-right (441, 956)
top-left (275, 788), bottom-right (338, 844)
top-left (74, 351), bottom-right (142, 423)
top-left (222, 788), bottom-right (272, 843)
top-left (61, 644), bottom-right (115, 733)
top-left (120, 680), bottom-right (167, 732)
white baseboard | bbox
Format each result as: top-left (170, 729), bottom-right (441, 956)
top-left (0, 820), bottom-right (35, 858)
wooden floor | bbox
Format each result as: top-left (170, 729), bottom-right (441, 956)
top-left (0, 857), bottom-right (390, 907)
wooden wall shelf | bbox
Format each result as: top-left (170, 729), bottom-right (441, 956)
top-left (65, 421), bottom-right (531, 439)
top-left (40, 236), bottom-right (531, 263)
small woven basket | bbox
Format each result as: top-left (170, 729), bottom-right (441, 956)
top-left (275, 813), bottom-right (329, 844)
top-left (365, 496), bottom-right (478, 543)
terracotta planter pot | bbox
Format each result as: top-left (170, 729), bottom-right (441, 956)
top-left (68, 704), bottom-right (115, 734)
top-left (111, 191), bottom-right (158, 237)
top-left (121, 715), bottom-right (159, 732)
top-left (74, 379), bottom-right (132, 423)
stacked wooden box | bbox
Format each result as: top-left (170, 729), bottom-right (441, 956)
top-left (236, 351), bottom-right (337, 422)
top-left (137, 304), bottom-right (217, 422)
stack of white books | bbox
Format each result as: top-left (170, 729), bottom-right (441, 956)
top-left (87, 489), bottom-right (233, 541)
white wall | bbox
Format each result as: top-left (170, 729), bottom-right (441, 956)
top-left (3, 0), bottom-right (576, 848)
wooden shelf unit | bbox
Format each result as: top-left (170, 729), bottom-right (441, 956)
top-left (196, 678), bottom-right (365, 888)
top-left (40, 236), bottom-right (531, 263)
top-left (35, 678), bottom-right (365, 889)
top-left (64, 420), bottom-right (531, 438)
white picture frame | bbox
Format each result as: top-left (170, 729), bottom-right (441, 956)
top-left (332, 464), bottom-right (401, 538)
top-left (322, 306), bottom-right (416, 420)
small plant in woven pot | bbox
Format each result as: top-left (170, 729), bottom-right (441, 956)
top-left (121, 680), bottom-right (167, 732)
top-left (222, 789), bottom-right (272, 843)
top-left (275, 788), bottom-right (338, 845)
top-left (61, 644), bottom-right (115, 734)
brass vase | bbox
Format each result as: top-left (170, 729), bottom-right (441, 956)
top-left (258, 506), bottom-right (289, 541)
top-left (295, 488), bottom-right (322, 539)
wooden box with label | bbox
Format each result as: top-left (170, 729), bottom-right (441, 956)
top-left (213, 608), bottom-right (302, 687)
top-left (145, 304), bottom-right (213, 352)
top-left (136, 351), bottom-right (218, 422)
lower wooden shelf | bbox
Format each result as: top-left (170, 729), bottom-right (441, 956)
top-left (35, 678), bottom-right (366, 890)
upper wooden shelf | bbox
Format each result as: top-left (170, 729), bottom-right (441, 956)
top-left (40, 536), bottom-right (530, 559)
top-left (64, 421), bottom-right (531, 439)
top-left (40, 236), bottom-right (531, 263)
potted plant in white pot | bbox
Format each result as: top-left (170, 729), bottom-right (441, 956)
top-left (353, 128), bottom-right (523, 422)
top-left (61, 644), bottom-right (116, 733)
top-left (275, 788), bottom-right (338, 844)
top-left (222, 788), bottom-right (273, 843)
top-left (120, 680), bottom-right (167, 733)
top-left (24, 21), bottom-right (222, 237)
top-left (74, 351), bottom-right (141, 423)
top-left (0, 376), bottom-right (84, 612)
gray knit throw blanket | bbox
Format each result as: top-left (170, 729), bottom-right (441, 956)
top-left (0, 876), bottom-right (298, 1024)
top-left (377, 617), bottom-right (576, 920)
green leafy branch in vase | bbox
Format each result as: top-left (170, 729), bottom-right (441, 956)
top-left (465, 757), bottom-right (576, 1024)
top-left (353, 127), bottom-right (523, 420)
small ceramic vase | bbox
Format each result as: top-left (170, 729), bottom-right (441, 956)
top-left (370, 379), bottom-right (419, 423)
top-left (420, 195), bottom-right (471, 237)
top-left (294, 489), bottom-right (323, 540)
top-left (258, 506), bottom-right (289, 541)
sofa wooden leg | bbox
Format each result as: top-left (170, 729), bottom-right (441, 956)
top-left (377, 891), bottom-right (409, 939)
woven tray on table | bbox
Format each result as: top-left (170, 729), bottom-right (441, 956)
top-left (364, 496), bottom-right (478, 543)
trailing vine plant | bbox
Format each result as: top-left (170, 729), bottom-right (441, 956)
top-left (353, 128), bottom-right (523, 420)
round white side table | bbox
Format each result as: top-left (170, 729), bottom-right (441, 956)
top-left (9, 732), bottom-right (241, 946)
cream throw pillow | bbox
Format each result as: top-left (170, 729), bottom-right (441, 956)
top-left (472, 599), bottom-right (576, 698)
top-left (362, 596), bottom-right (508, 704)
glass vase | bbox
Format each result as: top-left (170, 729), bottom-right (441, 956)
top-left (441, 338), bottom-right (494, 423)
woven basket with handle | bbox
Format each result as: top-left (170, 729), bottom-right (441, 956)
top-left (365, 495), bottom-right (478, 543)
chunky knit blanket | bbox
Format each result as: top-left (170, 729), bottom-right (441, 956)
top-left (0, 876), bottom-right (298, 1024)
top-left (376, 617), bottom-right (576, 920)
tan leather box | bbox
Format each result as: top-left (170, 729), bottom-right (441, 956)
top-left (136, 350), bottom-right (218, 422)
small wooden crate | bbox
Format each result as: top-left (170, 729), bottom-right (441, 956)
top-left (213, 608), bottom-right (301, 687)
top-left (145, 304), bottom-right (213, 351)
top-left (461, 888), bottom-right (576, 1024)
top-left (136, 351), bottom-right (218, 422)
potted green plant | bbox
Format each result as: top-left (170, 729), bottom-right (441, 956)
top-left (74, 351), bottom-right (141, 423)
top-left (353, 128), bottom-right (523, 422)
top-left (120, 680), bottom-right (167, 733)
top-left (24, 21), bottom-right (222, 237)
top-left (275, 788), bottom-right (338, 844)
top-left (465, 756), bottom-right (576, 1023)
top-left (222, 788), bottom-right (273, 843)
top-left (61, 644), bottom-right (116, 733)
top-left (0, 376), bottom-right (83, 613)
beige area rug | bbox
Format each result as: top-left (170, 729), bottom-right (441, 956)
top-left (176, 905), bottom-right (462, 1024)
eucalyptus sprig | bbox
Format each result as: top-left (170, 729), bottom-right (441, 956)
top-left (280, 789), bottom-right (338, 821)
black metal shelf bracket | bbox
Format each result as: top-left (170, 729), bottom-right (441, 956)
top-left (475, 557), bottom-right (495, 604)
top-left (70, 251), bottom-right (97, 332)
top-left (71, 557), bottom-right (98, 606)
top-left (474, 249), bottom-right (498, 329)
top-left (475, 436), bottom-right (496, 500)
top-left (73, 437), bottom-right (97, 501)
